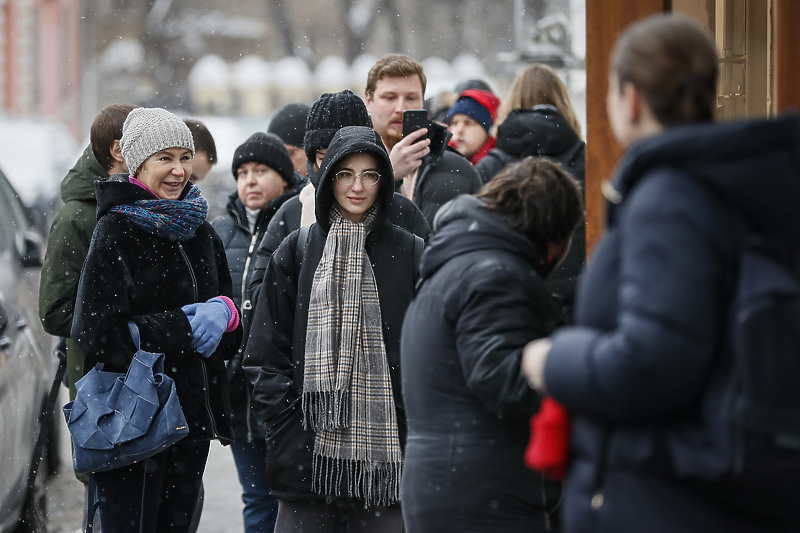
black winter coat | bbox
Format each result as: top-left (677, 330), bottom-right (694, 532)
top-left (247, 186), bottom-right (430, 307)
top-left (545, 115), bottom-right (800, 532)
top-left (400, 195), bottom-right (563, 533)
top-left (72, 176), bottom-right (242, 444)
top-left (412, 148), bottom-right (483, 224)
top-left (212, 188), bottom-right (297, 441)
top-left (477, 106), bottom-right (587, 323)
top-left (243, 127), bottom-right (424, 501)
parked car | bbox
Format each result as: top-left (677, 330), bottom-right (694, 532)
top-left (0, 165), bottom-right (57, 532)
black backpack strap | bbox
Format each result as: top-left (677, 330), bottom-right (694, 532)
top-left (294, 225), bottom-right (312, 275)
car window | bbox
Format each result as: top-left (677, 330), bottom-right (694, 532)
top-left (0, 169), bottom-right (32, 254)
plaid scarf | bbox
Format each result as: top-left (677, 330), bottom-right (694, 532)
top-left (303, 206), bottom-right (402, 507)
top-left (109, 184), bottom-right (208, 242)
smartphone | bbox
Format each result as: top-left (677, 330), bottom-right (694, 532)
top-left (402, 109), bottom-right (429, 141)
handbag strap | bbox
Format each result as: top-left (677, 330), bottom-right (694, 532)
top-left (86, 473), bottom-right (99, 532)
top-left (128, 321), bottom-right (141, 350)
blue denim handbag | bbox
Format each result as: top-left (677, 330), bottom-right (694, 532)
top-left (63, 322), bottom-right (189, 473)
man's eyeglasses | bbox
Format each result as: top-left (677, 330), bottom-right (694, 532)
top-left (334, 170), bottom-right (380, 187)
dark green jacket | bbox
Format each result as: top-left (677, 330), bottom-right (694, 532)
top-left (38, 145), bottom-right (108, 400)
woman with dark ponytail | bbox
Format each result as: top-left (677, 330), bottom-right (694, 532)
top-left (521, 13), bottom-right (800, 532)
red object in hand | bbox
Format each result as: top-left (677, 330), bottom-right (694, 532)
top-left (524, 397), bottom-right (571, 480)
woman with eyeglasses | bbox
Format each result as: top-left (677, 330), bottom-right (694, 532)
top-left (244, 125), bottom-right (424, 532)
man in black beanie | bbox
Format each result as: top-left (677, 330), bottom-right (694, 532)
top-left (244, 90), bottom-right (431, 308)
top-left (268, 102), bottom-right (310, 177)
top-left (211, 131), bottom-right (300, 533)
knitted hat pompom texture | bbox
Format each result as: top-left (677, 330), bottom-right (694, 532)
top-left (268, 103), bottom-right (311, 148)
top-left (120, 107), bottom-right (195, 175)
top-left (303, 90), bottom-right (371, 161)
top-left (231, 132), bottom-right (295, 188)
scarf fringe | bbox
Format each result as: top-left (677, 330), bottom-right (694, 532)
top-left (312, 453), bottom-right (402, 508)
top-left (302, 390), bottom-right (350, 430)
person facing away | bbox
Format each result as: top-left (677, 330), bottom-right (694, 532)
top-left (184, 118), bottom-right (218, 183)
top-left (365, 53), bottom-right (483, 224)
top-left (268, 102), bottom-right (311, 177)
top-left (243, 125), bottom-right (424, 533)
top-left (71, 107), bottom-right (242, 533)
top-left (400, 157), bottom-right (583, 533)
top-left (211, 131), bottom-right (299, 533)
top-left (246, 90), bottom-right (430, 308)
top-left (478, 64), bottom-right (587, 323)
top-left (445, 88), bottom-right (501, 166)
top-left (521, 14), bottom-right (800, 532)
top-left (39, 103), bottom-right (137, 405)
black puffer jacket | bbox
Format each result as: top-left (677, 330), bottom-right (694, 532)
top-left (545, 115), bottom-right (800, 532)
top-left (476, 106), bottom-right (585, 184)
top-left (212, 188), bottom-right (297, 441)
top-left (401, 194), bottom-right (563, 533)
top-left (72, 176), bottom-right (242, 444)
top-left (412, 147), bottom-right (483, 224)
top-left (243, 126), bottom-right (424, 501)
top-left (476, 106), bottom-right (587, 323)
top-left (247, 185), bottom-right (430, 307)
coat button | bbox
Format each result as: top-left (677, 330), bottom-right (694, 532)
top-left (591, 491), bottom-right (604, 509)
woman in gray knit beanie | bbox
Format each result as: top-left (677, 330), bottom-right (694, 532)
top-left (71, 107), bottom-right (242, 532)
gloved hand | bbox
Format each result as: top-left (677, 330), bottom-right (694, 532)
top-left (181, 298), bottom-right (231, 357)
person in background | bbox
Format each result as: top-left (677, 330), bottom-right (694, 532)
top-left (521, 14), bottom-right (800, 532)
top-left (212, 132), bottom-right (299, 533)
top-left (246, 90), bottom-right (430, 309)
top-left (401, 157), bottom-right (584, 533)
top-left (40, 103), bottom-right (137, 404)
top-left (478, 64), bottom-right (586, 323)
top-left (185, 119), bottom-right (218, 182)
top-left (38, 103), bottom-right (137, 525)
top-left (365, 53), bottom-right (483, 223)
top-left (72, 107), bottom-right (242, 532)
top-left (477, 64), bottom-right (584, 184)
top-left (268, 102), bottom-right (311, 177)
top-left (244, 126), bottom-right (423, 532)
top-left (446, 89), bottom-right (501, 165)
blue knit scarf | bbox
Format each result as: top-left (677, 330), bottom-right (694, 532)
top-left (110, 184), bottom-right (208, 241)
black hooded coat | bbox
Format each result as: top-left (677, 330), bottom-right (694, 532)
top-left (212, 187), bottom-right (298, 441)
top-left (243, 126), bottom-right (424, 501)
top-left (477, 106), bottom-right (587, 322)
top-left (72, 176), bottom-right (242, 444)
top-left (400, 194), bottom-right (563, 532)
top-left (544, 114), bottom-right (800, 532)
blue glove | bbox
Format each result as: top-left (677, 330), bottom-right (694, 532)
top-left (181, 298), bottom-right (231, 357)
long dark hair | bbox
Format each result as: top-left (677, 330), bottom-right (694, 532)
top-left (612, 14), bottom-right (718, 127)
top-left (477, 157), bottom-right (584, 252)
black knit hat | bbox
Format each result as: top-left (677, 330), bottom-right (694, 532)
top-left (268, 103), bottom-right (310, 148)
top-left (231, 132), bottom-right (294, 187)
top-left (303, 90), bottom-right (370, 162)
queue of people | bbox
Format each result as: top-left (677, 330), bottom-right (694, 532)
top-left (37, 13), bottom-right (800, 533)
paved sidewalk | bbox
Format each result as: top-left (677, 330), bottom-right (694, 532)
top-left (44, 388), bottom-right (245, 532)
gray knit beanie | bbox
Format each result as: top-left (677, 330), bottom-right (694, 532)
top-left (120, 107), bottom-right (195, 174)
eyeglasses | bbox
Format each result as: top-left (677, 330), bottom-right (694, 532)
top-left (334, 170), bottom-right (380, 187)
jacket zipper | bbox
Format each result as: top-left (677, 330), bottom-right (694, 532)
top-left (178, 243), bottom-right (199, 301)
top-left (232, 210), bottom-right (258, 442)
top-left (178, 242), bottom-right (217, 437)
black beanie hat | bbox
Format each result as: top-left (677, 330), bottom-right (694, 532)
top-left (268, 103), bottom-right (310, 148)
top-left (231, 132), bottom-right (295, 188)
top-left (303, 90), bottom-right (370, 162)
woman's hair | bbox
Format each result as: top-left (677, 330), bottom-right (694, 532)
top-left (612, 14), bottom-right (718, 127)
top-left (496, 64), bottom-right (581, 138)
top-left (477, 157), bottom-right (584, 251)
